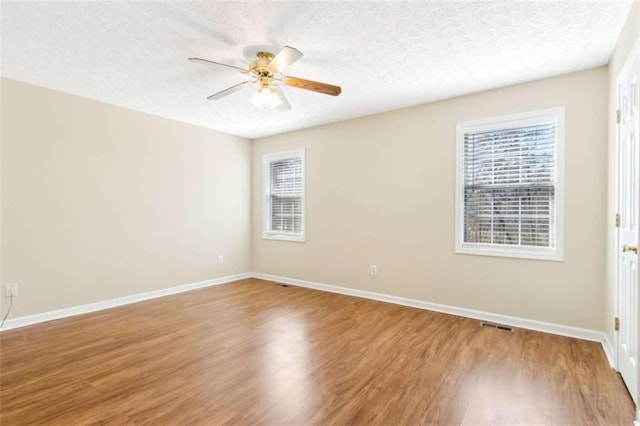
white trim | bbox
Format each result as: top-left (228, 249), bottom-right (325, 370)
top-left (602, 334), bottom-right (616, 369)
top-left (454, 106), bottom-right (565, 262)
top-left (263, 232), bottom-right (306, 242)
top-left (0, 273), bottom-right (251, 332)
top-left (252, 272), bottom-right (605, 342)
top-left (615, 37), bottom-right (640, 408)
top-left (614, 74), bottom-right (622, 383)
top-left (2, 271), bottom-right (610, 358)
top-left (262, 148), bottom-right (306, 242)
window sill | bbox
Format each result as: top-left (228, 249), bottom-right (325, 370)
top-left (455, 245), bottom-right (563, 262)
top-left (263, 233), bottom-right (306, 242)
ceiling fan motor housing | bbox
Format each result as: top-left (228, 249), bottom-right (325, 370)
top-left (250, 52), bottom-right (277, 87)
top-left (251, 52), bottom-right (274, 74)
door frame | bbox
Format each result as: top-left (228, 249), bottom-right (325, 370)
top-left (615, 36), bottom-right (640, 406)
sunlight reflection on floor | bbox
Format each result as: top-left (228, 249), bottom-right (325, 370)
top-left (260, 310), bottom-right (313, 423)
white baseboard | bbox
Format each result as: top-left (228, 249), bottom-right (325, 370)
top-left (252, 272), bottom-right (606, 343)
top-left (3, 271), bottom-right (610, 350)
top-left (601, 334), bottom-right (616, 369)
top-left (0, 272), bottom-right (252, 332)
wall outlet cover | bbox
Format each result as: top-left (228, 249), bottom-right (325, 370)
top-left (5, 283), bottom-right (18, 297)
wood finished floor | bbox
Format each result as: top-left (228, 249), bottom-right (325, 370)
top-left (0, 278), bottom-right (634, 425)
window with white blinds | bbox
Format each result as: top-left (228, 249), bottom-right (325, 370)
top-left (455, 108), bottom-right (564, 260)
top-left (263, 149), bottom-right (305, 241)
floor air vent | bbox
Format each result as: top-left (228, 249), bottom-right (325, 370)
top-left (480, 322), bottom-right (514, 333)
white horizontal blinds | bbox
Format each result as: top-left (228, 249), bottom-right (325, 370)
top-left (463, 121), bottom-right (556, 248)
top-left (269, 155), bottom-right (303, 234)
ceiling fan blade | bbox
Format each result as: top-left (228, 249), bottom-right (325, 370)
top-left (207, 81), bottom-right (254, 100)
top-left (282, 76), bottom-right (342, 96)
top-left (268, 46), bottom-right (303, 73)
top-left (271, 86), bottom-right (291, 112)
top-left (189, 57), bottom-right (248, 73)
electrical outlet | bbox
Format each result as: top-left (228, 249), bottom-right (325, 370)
top-left (217, 255), bottom-right (224, 265)
top-left (370, 265), bottom-right (378, 276)
top-left (5, 283), bottom-right (18, 297)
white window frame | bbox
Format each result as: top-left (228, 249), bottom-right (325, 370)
top-left (263, 148), bottom-right (306, 242)
top-left (454, 107), bottom-right (565, 261)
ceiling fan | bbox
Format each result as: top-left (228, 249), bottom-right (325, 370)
top-left (189, 46), bottom-right (341, 111)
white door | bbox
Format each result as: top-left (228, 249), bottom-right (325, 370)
top-left (617, 44), bottom-right (640, 403)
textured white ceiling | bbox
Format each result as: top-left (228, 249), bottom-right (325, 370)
top-left (1, 1), bottom-right (633, 139)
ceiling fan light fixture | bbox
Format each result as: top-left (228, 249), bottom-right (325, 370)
top-left (190, 45), bottom-right (341, 111)
top-left (249, 85), bottom-right (283, 109)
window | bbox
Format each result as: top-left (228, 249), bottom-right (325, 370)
top-left (263, 148), bottom-right (305, 241)
top-left (455, 107), bottom-right (564, 260)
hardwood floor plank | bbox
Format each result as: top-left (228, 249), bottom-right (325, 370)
top-left (0, 278), bottom-right (634, 425)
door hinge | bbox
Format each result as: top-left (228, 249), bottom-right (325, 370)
top-left (616, 213), bottom-right (621, 227)
top-left (615, 317), bottom-right (620, 331)
top-left (617, 109), bottom-right (621, 124)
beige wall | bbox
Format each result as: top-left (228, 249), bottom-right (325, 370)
top-left (1, 78), bottom-right (251, 318)
top-left (253, 67), bottom-right (608, 331)
top-left (0, 48), bottom-right (616, 332)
